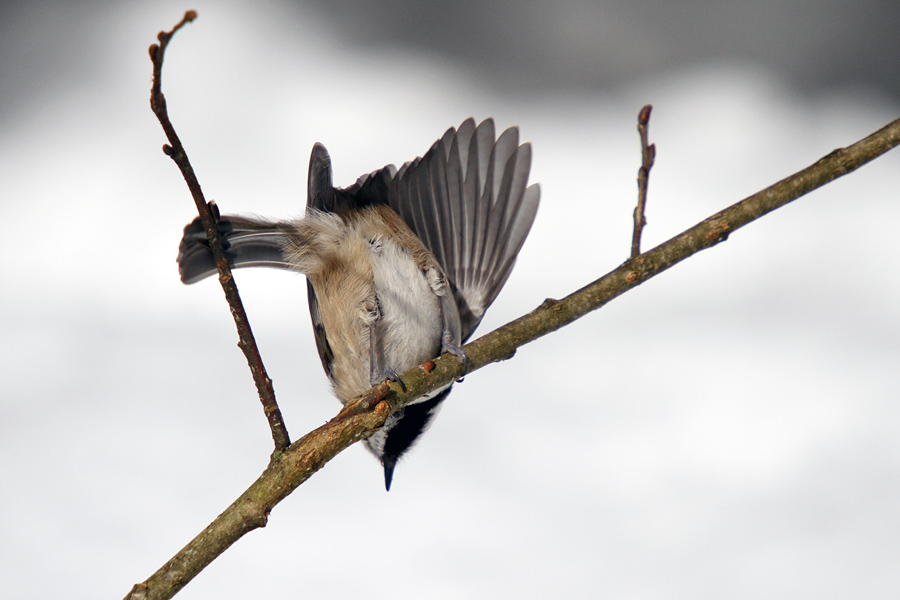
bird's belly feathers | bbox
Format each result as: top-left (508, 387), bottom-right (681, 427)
top-left (310, 233), bottom-right (442, 404)
top-left (370, 236), bottom-right (443, 374)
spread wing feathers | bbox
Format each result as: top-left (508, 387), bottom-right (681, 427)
top-left (177, 216), bottom-right (292, 284)
top-left (386, 118), bottom-right (540, 341)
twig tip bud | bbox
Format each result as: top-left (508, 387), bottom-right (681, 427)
top-left (638, 104), bottom-right (653, 126)
top-left (184, 10), bottom-right (198, 22)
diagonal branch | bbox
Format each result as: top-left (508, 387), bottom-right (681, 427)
top-left (129, 9), bottom-right (900, 600)
top-left (128, 35), bottom-right (900, 591)
top-left (148, 11), bottom-right (290, 451)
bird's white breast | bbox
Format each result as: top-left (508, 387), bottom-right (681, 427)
top-left (368, 235), bottom-right (443, 373)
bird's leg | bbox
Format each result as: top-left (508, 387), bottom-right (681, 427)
top-left (438, 294), bottom-right (469, 376)
top-left (425, 268), bottom-right (469, 377)
top-left (366, 298), bottom-right (407, 392)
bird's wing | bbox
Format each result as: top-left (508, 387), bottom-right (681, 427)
top-left (305, 119), bottom-right (540, 371)
top-left (384, 118), bottom-right (540, 341)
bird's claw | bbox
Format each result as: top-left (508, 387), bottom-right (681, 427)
top-left (442, 342), bottom-right (469, 382)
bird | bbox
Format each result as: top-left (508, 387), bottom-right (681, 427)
top-left (177, 117), bottom-right (540, 490)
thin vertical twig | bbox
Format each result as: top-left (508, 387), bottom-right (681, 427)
top-left (149, 11), bottom-right (291, 451)
top-left (631, 104), bottom-right (656, 257)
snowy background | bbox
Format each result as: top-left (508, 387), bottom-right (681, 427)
top-left (1, 1), bottom-right (899, 598)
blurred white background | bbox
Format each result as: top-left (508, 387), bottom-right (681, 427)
top-left (1, 1), bottom-right (898, 598)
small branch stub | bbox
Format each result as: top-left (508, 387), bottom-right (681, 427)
top-left (632, 104), bottom-right (656, 257)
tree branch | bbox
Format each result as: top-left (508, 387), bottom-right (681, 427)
top-left (129, 11), bottom-right (900, 600)
top-left (148, 11), bottom-right (290, 451)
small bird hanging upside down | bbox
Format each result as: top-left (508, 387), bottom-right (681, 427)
top-left (177, 118), bottom-right (540, 490)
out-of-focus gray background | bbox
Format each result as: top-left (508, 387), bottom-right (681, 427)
top-left (2, 1), bottom-right (898, 598)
